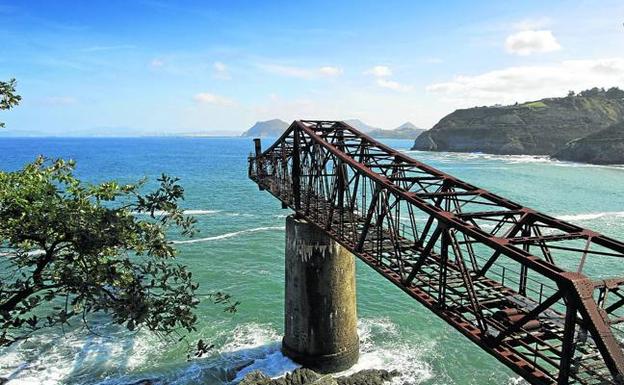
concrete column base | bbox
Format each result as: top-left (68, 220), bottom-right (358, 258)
top-left (282, 215), bottom-right (359, 373)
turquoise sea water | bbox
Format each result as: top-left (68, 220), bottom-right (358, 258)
top-left (0, 137), bottom-right (623, 385)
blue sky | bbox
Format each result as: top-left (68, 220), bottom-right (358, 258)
top-left (1, 0), bottom-right (623, 135)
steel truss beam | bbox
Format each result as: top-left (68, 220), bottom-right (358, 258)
top-left (249, 120), bottom-right (624, 385)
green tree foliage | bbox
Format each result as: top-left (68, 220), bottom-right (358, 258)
top-left (0, 157), bottom-right (236, 346)
top-left (0, 78), bottom-right (21, 128)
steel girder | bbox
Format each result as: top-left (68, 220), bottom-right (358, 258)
top-left (248, 120), bottom-right (624, 385)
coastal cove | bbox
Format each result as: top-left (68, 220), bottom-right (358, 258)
top-left (1, 137), bottom-right (623, 385)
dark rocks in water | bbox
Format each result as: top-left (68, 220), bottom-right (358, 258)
top-left (238, 368), bottom-right (400, 385)
top-left (227, 360), bottom-right (257, 381)
top-left (412, 87), bottom-right (624, 157)
top-left (239, 370), bottom-right (273, 385)
top-left (239, 368), bottom-right (330, 385)
top-left (125, 379), bottom-right (156, 385)
top-left (336, 369), bottom-right (401, 385)
top-left (553, 121), bottom-right (624, 164)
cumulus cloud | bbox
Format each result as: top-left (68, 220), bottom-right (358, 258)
top-left (426, 58), bottom-right (624, 105)
top-left (365, 65), bottom-right (392, 77)
top-left (193, 92), bottom-right (235, 106)
top-left (260, 64), bottom-right (343, 79)
top-left (376, 79), bottom-right (413, 92)
top-left (505, 30), bottom-right (561, 56)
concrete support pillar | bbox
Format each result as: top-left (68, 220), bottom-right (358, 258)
top-left (282, 215), bottom-right (359, 373)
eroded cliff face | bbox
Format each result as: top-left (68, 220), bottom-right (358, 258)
top-left (553, 121), bottom-right (624, 164)
top-left (412, 90), bottom-right (624, 156)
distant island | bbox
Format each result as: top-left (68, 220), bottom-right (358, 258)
top-left (412, 87), bottom-right (624, 164)
top-left (367, 122), bottom-right (425, 139)
top-left (241, 119), bottom-right (424, 139)
top-left (240, 119), bottom-right (290, 137)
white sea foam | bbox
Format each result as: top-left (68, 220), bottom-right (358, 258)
top-left (184, 209), bottom-right (223, 215)
top-left (556, 211), bottom-right (624, 222)
top-left (338, 318), bottom-right (433, 385)
top-left (226, 318), bottom-right (433, 385)
top-left (217, 323), bottom-right (298, 382)
top-left (404, 150), bottom-right (624, 169)
top-left (403, 150), bottom-right (553, 164)
top-left (135, 209), bottom-right (222, 216)
top-left (0, 325), bottom-right (157, 385)
top-left (172, 226), bottom-right (285, 244)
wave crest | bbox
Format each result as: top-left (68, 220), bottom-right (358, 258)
top-left (172, 226), bottom-right (284, 244)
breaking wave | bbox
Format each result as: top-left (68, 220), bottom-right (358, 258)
top-left (135, 209), bottom-right (222, 216)
top-left (172, 227), bottom-right (284, 244)
top-left (556, 211), bottom-right (624, 222)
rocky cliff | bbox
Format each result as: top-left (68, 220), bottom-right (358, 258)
top-left (553, 121), bottom-right (624, 164)
top-left (412, 88), bottom-right (624, 156)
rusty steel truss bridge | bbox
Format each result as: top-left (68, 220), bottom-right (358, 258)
top-left (248, 120), bottom-right (624, 385)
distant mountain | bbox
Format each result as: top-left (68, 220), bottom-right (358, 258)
top-left (239, 118), bottom-right (424, 140)
top-left (412, 87), bottom-right (624, 156)
top-left (343, 119), bottom-right (381, 132)
top-left (553, 121), bottom-right (624, 164)
top-left (241, 119), bottom-right (290, 137)
top-left (367, 122), bottom-right (425, 139)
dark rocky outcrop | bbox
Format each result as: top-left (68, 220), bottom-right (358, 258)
top-left (553, 121), bottom-right (624, 164)
top-left (241, 119), bottom-right (290, 137)
top-left (238, 368), bottom-right (400, 385)
top-left (412, 88), bottom-right (624, 157)
top-left (367, 122), bottom-right (425, 139)
top-left (336, 369), bottom-right (400, 385)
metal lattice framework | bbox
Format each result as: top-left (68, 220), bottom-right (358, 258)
top-left (248, 120), bottom-right (624, 385)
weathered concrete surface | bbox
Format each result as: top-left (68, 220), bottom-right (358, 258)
top-left (283, 215), bottom-right (359, 373)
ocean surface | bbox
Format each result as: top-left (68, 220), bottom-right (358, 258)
top-left (0, 137), bottom-right (623, 385)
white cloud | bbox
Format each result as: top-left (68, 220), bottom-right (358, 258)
top-left (150, 58), bottom-right (164, 68)
top-left (505, 30), bottom-right (561, 56)
top-left (426, 58), bottom-right (624, 105)
top-left (376, 78), bottom-right (413, 92)
top-left (260, 64), bottom-right (343, 79)
top-left (365, 65), bottom-right (392, 77)
top-left (318, 66), bottom-right (343, 76)
top-left (213, 61), bottom-right (231, 80)
top-left (193, 92), bottom-right (235, 106)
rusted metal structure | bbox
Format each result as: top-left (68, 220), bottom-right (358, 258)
top-left (248, 120), bottom-right (624, 385)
